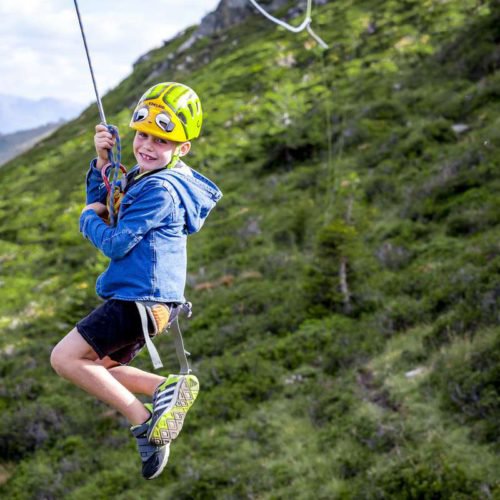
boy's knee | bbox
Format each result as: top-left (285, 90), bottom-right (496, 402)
top-left (50, 343), bottom-right (69, 377)
top-left (50, 328), bottom-right (93, 377)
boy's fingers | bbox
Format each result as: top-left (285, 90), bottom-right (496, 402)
top-left (96, 131), bottom-right (113, 140)
top-left (95, 137), bottom-right (115, 147)
top-left (98, 137), bottom-right (114, 145)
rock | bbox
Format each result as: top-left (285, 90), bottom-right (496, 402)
top-left (179, 0), bottom-right (292, 52)
top-left (375, 242), bottom-right (412, 270)
top-left (405, 367), bottom-right (426, 378)
top-left (366, 21), bottom-right (377, 35)
top-left (451, 123), bottom-right (470, 134)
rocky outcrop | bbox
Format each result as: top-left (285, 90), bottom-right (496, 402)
top-left (140, 0), bottom-right (328, 81)
top-left (197, 0), bottom-right (290, 38)
top-left (178, 0), bottom-right (323, 52)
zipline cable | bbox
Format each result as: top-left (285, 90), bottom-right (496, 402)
top-left (73, 0), bottom-right (123, 226)
top-left (248, 0), bottom-right (328, 49)
top-left (73, 0), bottom-right (107, 125)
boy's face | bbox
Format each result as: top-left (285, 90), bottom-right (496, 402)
top-left (133, 131), bottom-right (189, 172)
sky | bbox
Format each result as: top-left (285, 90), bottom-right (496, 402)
top-left (0, 0), bottom-right (221, 108)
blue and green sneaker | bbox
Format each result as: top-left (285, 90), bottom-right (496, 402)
top-left (147, 374), bottom-right (200, 445)
top-left (131, 404), bottom-right (170, 480)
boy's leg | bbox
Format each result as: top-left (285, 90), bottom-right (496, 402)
top-left (50, 328), bottom-right (150, 426)
top-left (99, 358), bottom-right (199, 446)
top-left (98, 359), bottom-right (165, 397)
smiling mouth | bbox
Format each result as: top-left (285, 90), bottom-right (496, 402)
top-left (139, 152), bottom-right (156, 161)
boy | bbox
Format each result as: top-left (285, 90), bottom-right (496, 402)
top-left (50, 82), bottom-right (222, 480)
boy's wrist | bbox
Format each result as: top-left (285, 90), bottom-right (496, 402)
top-left (96, 156), bottom-right (109, 169)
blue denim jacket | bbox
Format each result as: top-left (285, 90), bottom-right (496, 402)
top-left (80, 159), bottom-right (222, 302)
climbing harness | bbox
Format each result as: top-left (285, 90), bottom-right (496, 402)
top-left (73, 0), bottom-right (126, 226)
top-left (136, 301), bottom-right (193, 373)
top-left (248, 0), bottom-right (328, 49)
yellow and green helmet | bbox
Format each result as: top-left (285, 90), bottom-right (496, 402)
top-left (129, 82), bottom-right (203, 142)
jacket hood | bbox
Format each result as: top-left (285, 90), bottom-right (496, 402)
top-left (158, 162), bottom-right (222, 234)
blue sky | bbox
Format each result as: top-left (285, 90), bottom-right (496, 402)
top-left (0, 0), bottom-right (220, 107)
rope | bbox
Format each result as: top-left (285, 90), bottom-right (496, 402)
top-left (106, 125), bottom-right (122, 226)
top-left (73, 0), bottom-right (123, 226)
top-left (307, 23), bottom-right (329, 49)
top-left (248, 0), bottom-right (328, 49)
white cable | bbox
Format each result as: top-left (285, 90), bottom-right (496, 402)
top-left (249, 0), bottom-right (311, 33)
top-left (307, 23), bottom-right (329, 49)
top-left (248, 0), bottom-right (328, 48)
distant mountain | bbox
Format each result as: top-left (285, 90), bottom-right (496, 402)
top-left (0, 94), bottom-right (82, 134)
top-left (0, 121), bottom-right (63, 166)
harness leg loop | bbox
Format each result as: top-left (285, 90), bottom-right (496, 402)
top-left (135, 301), bottom-right (193, 374)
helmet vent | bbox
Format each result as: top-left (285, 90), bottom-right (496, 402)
top-left (178, 112), bottom-right (188, 125)
top-left (188, 103), bottom-right (194, 118)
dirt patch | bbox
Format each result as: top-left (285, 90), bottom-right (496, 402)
top-left (357, 369), bottom-right (401, 412)
top-left (0, 464), bottom-right (13, 485)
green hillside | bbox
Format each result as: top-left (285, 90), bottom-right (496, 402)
top-left (1, 0), bottom-right (499, 498)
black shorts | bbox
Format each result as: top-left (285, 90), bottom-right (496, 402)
top-left (76, 299), bottom-right (152, 365)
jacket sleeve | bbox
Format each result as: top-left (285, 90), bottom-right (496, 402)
top-left (85, 159), bottom-right (108, 204)
top-left (80, 181), bottom-right (175, 259)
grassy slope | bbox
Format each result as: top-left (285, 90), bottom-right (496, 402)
top-left (0, 0), bottom-right (499, 498)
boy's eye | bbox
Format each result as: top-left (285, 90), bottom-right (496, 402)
top-left (156, 138), bottom-right (168, 144)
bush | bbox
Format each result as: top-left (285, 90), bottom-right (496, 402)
top-left (370, 455), bottom-right (482, 499)
top-left (0, 404), bottom-right (64, 460)
top-left (429, 328), bottom-right (500, 447)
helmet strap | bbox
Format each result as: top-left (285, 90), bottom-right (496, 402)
top-left (167, 144), bottom-right (182, 169)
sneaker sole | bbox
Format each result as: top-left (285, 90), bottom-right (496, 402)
top-left (148, 375), bottom-right (199, 445)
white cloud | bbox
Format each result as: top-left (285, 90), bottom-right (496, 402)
top-left (0, 0), bottom-right (219, 108)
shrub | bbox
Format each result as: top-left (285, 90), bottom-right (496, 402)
top-left (429, 328), bottom-right (500, 447)
top-left (370, 455), bottom-right (482, 499)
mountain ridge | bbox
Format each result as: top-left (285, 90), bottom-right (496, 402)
top-left (0, 121), bottom-right (64, 166)
top-left (0, 94), bottom-right (82, 135)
